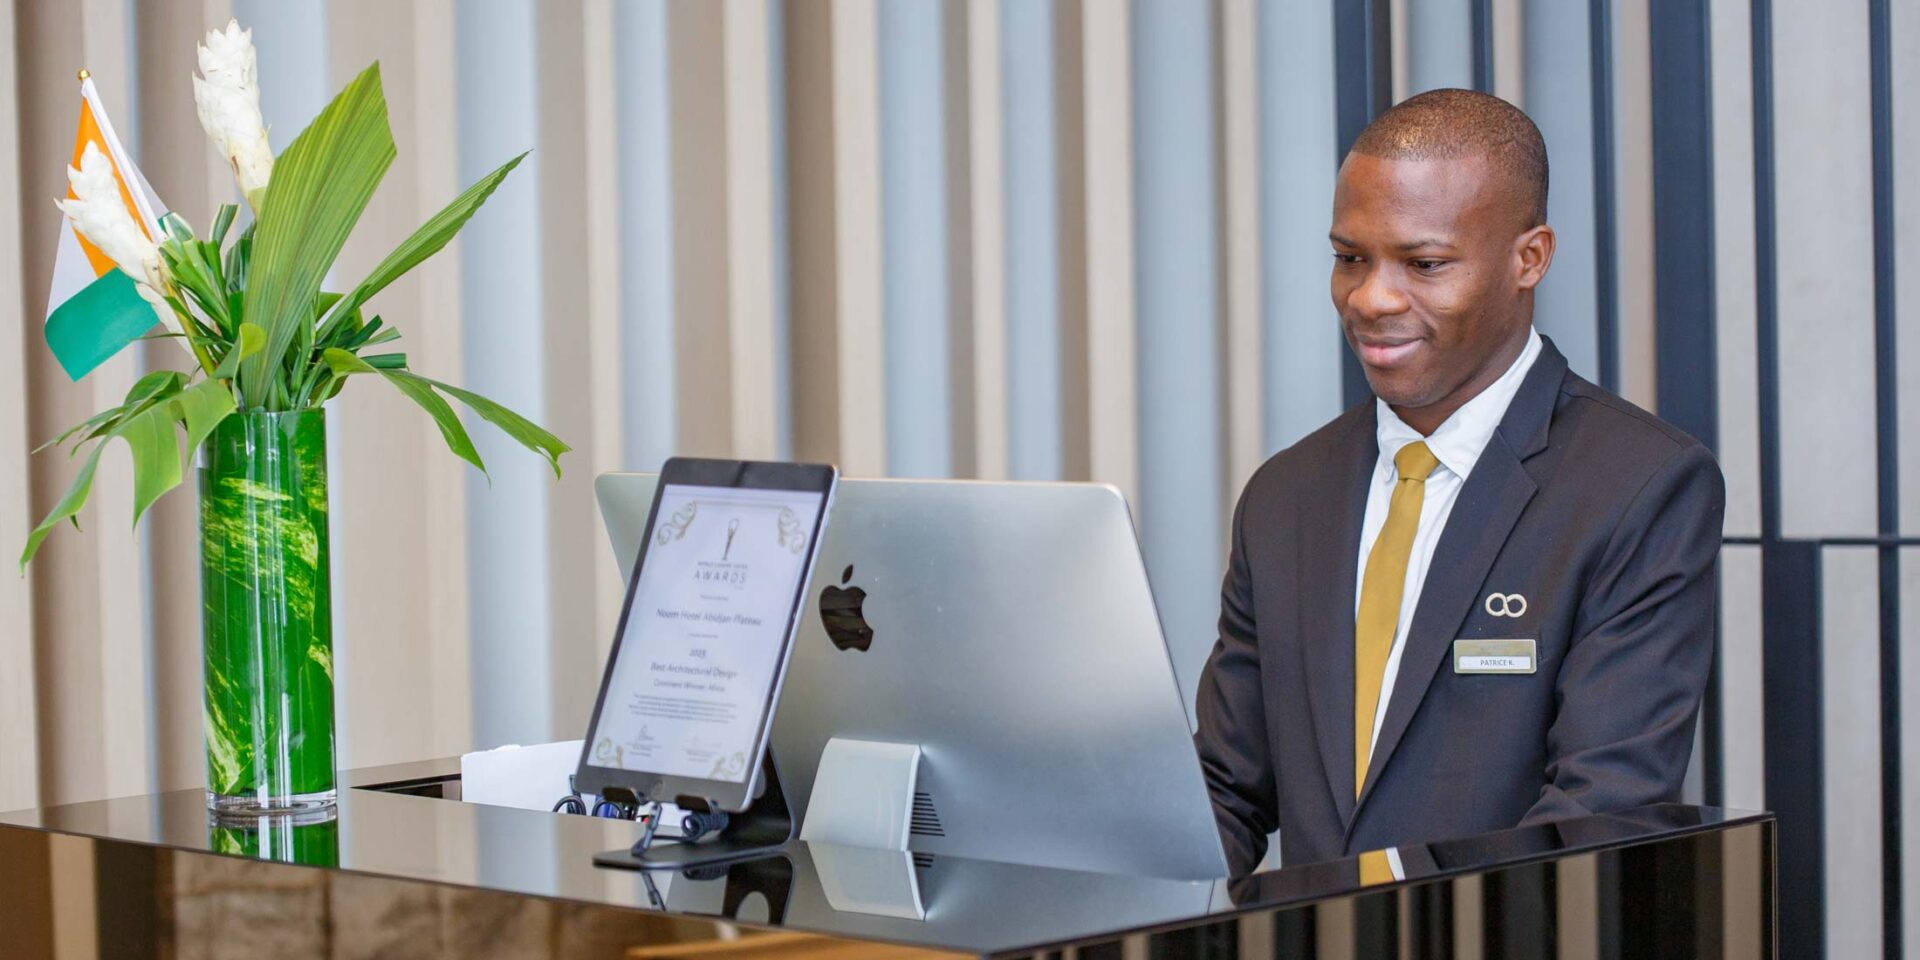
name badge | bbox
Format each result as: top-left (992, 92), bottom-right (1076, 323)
top-left (1454, 639), bottom-right (1536, 675)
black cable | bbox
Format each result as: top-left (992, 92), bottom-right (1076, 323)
top-left (679, 810), bottom-right (730, 839)
top-left (629, 801), bottom-right (666, 857)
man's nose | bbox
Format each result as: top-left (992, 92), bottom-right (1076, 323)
top-left (1347, 265), bottom-right (1410, 320)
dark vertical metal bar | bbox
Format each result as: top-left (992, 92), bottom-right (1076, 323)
top-left (1352, 889), bottom-right (1398, 957)
top-left (1405, 881), bottom-right (1454, 957)
top-left (1761, 540), bottom-right (1823, 960)
top-left (1617, 827), bottom-right (1717, 957)
top-left (1148, 919), bottom-right (1237, 959)
top-left (1595, 851), bottom-right (1624, 960)
top-left (1273, 902), bottom-right (1317, 957)
top-left (1745, 10), bottom-right (1800, 943)
top-left (1868, 1), bottom-right (1901, 957)
top-left (1470, 0), bottom-right (1494, 93)
top-left (1588, 0), bottom-right (1620, 395)
top-left (1750, 0), bottom-right (1781, 543)
top-left (1481, 862), bottom-right (1557, 957)
top-left (1762, 819), bottom-right (1780, 959)
top-left (1332, 0), bottom-right (1392, 410)
top-left (1648, 0), bottom-right (1717, 453)
top-left (1648, 0), bottom-right (1720, 807)
top-left (1704, 575), bottom-right (1725, 806)
top-left (93, 842), bottom-right (158, 960)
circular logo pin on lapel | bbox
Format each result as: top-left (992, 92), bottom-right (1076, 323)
top-left (1485, 593), bottom-right (1528, 618)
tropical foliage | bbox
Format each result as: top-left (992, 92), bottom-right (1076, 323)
top-left (24, 28), bottom-right (567, 569)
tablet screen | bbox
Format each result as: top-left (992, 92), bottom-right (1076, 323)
top-left (588, 483), bottom-right (826, 783)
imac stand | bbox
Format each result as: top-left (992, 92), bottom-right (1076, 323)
top-left (799, 738), bottom-right (923, 851)
top-left (593, 737), bottom-right (923, 871)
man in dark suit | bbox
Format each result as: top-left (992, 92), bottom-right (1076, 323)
top-left (1193, 88), bottom-right (1724, 875)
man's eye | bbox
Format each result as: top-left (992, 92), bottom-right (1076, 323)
top-left (1410, 259), bottom-right (1446, 271)
top-left (1332, 253), bottom-right (1363, 265)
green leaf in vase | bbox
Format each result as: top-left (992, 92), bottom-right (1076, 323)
top-left (173, 379), bottom-right (238, 454)
top-left (317, 151), bottom-right (528, 342)
top-left (209, 203), bottom-right (238, 248)
top-left (323, 348), bottom-right (486, 476)
top-left (239, 62), bottom-right (395, 406)
top-left (19, 378), bottom-right (235, 570)
top-left (416, 377), bottom-right (569, 479)
top-left (35, 404), bottom-right (127, 455)
top-left (19, 440), bottom-right (107, 571)
top-left (212, 322), bottom-right (267, 382)
top-left (124, 369), bottom-right (185, 407)
top-left (117, 401), bottom-right (182, 525)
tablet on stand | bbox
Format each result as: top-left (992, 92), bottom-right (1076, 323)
top-left (577, 458), bottom-right (838, 869)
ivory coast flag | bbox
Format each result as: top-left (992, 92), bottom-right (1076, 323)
top-left (45, 73), bottom-right (170, 381)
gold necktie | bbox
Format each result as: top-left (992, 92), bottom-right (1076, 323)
top-left (1355, 441), bottom-right (1441, 797)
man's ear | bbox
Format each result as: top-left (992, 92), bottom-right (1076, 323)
top-left (1514, 224), bottom-right (1556, 291)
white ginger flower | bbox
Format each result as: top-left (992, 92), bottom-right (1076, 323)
top-left (55, 142), bottom-right (179, 335)
top-left (194, 19), bottom-right (273, 206)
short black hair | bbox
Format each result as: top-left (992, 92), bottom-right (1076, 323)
top-left (1348, 88), bottom-right (1549, 227)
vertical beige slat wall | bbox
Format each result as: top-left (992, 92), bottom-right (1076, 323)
top-left (965, 0), bottom-right (1008, 481)
top-left (1053, 0), bottom-right (1091, 483)
top-left (16, 0), bottom-right (153, 808)
top-left (134, 0), bottom-right (233, 793)
top-left (830, 0), bottom-right (887, 477)
top-left (1711, 0), bottom-right (1762, 540)
top-left (668, 0), bottom-right (734, 464)
top-left (942, 0), bottom-right (977, 479)
top-left (1079, 0), bottom-right (1138, 504)
top-left (322, 0), bottom-right (477, 770)
top-left (535, 0), bottom-right (605, 740)
top-left (1610, 0), bottom-right (1656, 411)
top-left (411, 0), bottom-right (476, 761)
top-left (1218, 0), bottom-right (1264, 502)
top-left (1388, 0), bottom-right (1411, 103)
top-left (785, 0), bottom-right (840, 466)
top-left (582, 0), bottom-right (625, 658)
top-left (0, 0), bottom-right (40, 815)
top-left (725, 0), bottom-right (783, 464)
top-left (1491, 0), bottom-right (1525, 108)
top-left (83, 0), bottom-right (154, 807)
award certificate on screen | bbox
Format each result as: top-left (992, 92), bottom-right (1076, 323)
top-left (578, 460), bottom-right (836, 811)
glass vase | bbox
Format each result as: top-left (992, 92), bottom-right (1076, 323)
top-left (199, 409), bottom-right (336, 814)
top-left (208, 807), bottom-right (341, 866)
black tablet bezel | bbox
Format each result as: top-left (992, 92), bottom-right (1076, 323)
top-left (573, 457), bottom-right (838, 811)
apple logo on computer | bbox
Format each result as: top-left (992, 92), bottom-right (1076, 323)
top-left (818, 564), bottom-right (873, 652)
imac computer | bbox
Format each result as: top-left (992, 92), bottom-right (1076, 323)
top-left (596, 473), bottom-right (1229, 881)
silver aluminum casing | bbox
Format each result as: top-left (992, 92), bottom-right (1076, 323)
top-left (596, 473), bottom-right (1229, 881)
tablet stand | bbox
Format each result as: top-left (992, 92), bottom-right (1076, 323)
top-left (593, 752), bottom-right (795, 871)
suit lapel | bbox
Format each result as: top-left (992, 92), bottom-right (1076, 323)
top-left (1300, 405), bottom-right (1378, 825)
top-left (1350, 339), bottom-right (1569, 820)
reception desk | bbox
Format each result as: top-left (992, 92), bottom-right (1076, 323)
top-left (0, 758), bottom-right (1773, 958)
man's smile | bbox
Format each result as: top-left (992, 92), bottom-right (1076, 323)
top-left (1353, 333), bottom-right (1426, 369)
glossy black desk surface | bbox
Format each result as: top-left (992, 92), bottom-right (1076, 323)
top-left (0, 759), bottom-right (1774, 958)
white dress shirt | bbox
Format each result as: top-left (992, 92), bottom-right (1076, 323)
top-left (1357, 327), bottom-right (1543, 752)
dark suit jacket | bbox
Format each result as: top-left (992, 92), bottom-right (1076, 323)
top-left (1193, 337), bottom-right (1724, 875)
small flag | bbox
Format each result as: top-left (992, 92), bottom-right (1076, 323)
top-left (45, 72), bottom-right (171, 381)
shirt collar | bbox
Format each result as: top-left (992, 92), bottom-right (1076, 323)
top-left (1374, 327), bottom-right (1543, 483)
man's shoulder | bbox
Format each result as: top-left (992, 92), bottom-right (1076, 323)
top-left (1542, 373), bottom-right (1724, 527)
top-left (1240, 402), bottom-right (1372, 502)
top-left (1550, 373), bottom-right (1713, 469)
